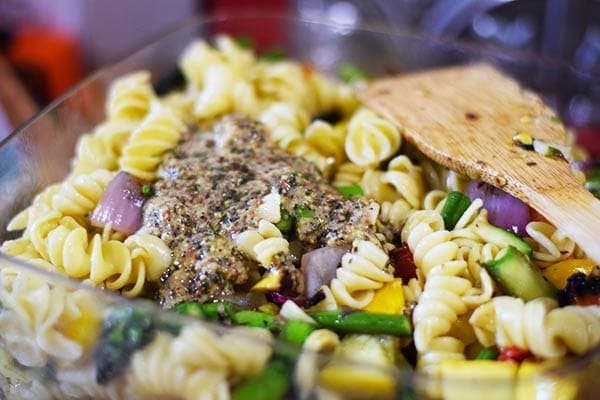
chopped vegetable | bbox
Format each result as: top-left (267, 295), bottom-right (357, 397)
top-left (441, 191), bottom-right (471, 230)
top-left (466, 180), bottom-right (530, 236)
top-left (338, 64), bottom-right (368, 83)
top-left (274, 208), bottom-right (294, 234)
top-left (584, 167), bottom-right (600, 199)
top-left (389, 244), bottom-right (417, 281)
top-left (498, 346), bottom-right (533, 363)
top-left (301, 246), bottom-right (347, 297)
top-left (475, 346), bottom-right (499, 360)
top-left (294, 204), bottom-right (314, 218)
top-left (558, 272), bottom-right (600, 307)
top-left (141, 184), bottom-right (153, 196)
top-left (336, 184), bottom-right (364, 197)
top-left (439, 360), bottom-right (517, 400)
top-left (235, 36), bottom-right (253, 49)
top-left (267, 291), bottom-right (306, 307)
top-left (252, 271), bottom-right (283, 291)
top-left (232, 358), bottom-right (291, 400)
top-left (309, 310), bottom-right (412, 336)
top-left (550, 115), bottom-right (562, 124)
top-left (90, 171), bottom-right (147, 234)
top-left (363, 278), bottom-right (405, 315)
top-left (261, 48), bottom-right (285, 62)
top-left (483, 246), bottom-right (557, 301)
top-left (95, 307), bottom-right (157, 383)
top-left (172, 300), bottom-right (234, 321)
top-left (231, 310), bottom-right (275, 329)
top-left (543, 258), bottom-right (597, 289)
top-left (278, 320), bottom-right (316, 346)
top-left (473, 223), bottom-right (532, 256)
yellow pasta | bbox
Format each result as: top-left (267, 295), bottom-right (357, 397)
top-left (106, 71), bottom-right (156, 122)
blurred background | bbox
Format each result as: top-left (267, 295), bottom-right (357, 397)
top-left (0, 0), bottom-right (598, 153)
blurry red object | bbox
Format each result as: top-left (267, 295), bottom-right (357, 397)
top-left (209, 0), bottom-right (291, 52)
top-left (7, 27), bottom-right (84, 102)
top-left (575, 126), bottom-right (600, 158)
top-left (498, 346), bottom-right (533, 363)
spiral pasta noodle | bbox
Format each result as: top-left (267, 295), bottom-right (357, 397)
top-left (295, 329), bottom-right (340, 400)
top-left (119, 102), bottom-right (186, 180)
top-left (332, 162), bottom-right (365, 187)
top-left (128, 324), bottom-right (273, 400)
top-left (0, 268), bottom-right (101, 367)
top-left (401, 210), bottom-right (473, 374)
top-left (234, 220), bottom-right (289, 267)
top-left (28, 212), bottom-right (171, 297)
top-left (525, 221), bottom-right (578, 266)
top-left (328, 239), bottom-right (394, 309)
top-left (179, 40), bottom-right (222, 89)
top-left (344, 108), bottom-right (401, 168)
top-left (106, 71), bottom-right (156, 122)
top-left (470, 296), bottom-right (600, 359)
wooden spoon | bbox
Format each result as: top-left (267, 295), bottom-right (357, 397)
top-left (359, 64), bottom-right (600, 265)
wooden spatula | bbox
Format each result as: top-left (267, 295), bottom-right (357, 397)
top-left (359, 64), bottom-right (600, 265)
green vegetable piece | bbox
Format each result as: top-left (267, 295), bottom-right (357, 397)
top-left (440, 191), bottom-right (471, 230)
top-left (483, 246), bottom-right (558, 301)
top-left (338, 63), bottom-right (368, 83)
top-left (275, 208), bottom-right (294, 234)
top-left (546, 146), bottom-right (566, 160)
top-left (232, 358), bottom-right (291, 400)
top-left (294, 204), bottom-right (314, 218)
top-left (308, 310), bottom-right (412, 336)
top-left (235, 36), bottom-right (253, 49)
top-left (141, 184), bottom-right (153, 196)
top-left (95, 307), bottom-right (157, 384)
top-left (172, 301), bottom-right (233, 321)
top-left (585, 172), bottom-right (600, 199)
top-left (279, 320), bottom-right (316, 346)
top-left (336, 184), bottom-right (364, 197)
top-left (476, 346), bottom-right (499, 360)
top-left (261, 48), bottom-right (285, 62)
top-left (474, 223), bottom-right (533, 256)
top-left (232, 310), bottom-right (275, 329)
top-left (550, 115), bottom-right (562, 124)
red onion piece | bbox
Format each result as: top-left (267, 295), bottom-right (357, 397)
top-left (571, 159), bottom-right (600, 172)
top-left (466, 180), bottom-right (530, 236)
top-left (390, 244), bottom-right (417, 282)
top-left (301, 246), bottom-right (348, 298)
top-left (90, 171), bottom-right (147, 234)
top-left (267, 291), bottom-right (306, 307)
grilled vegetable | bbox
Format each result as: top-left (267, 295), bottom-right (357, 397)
top-left (309, 310), bottom-right (412, 336)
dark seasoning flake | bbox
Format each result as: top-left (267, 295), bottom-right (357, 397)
top-left (143, 116), bottom-right (387, 308)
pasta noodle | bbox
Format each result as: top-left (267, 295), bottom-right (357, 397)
top-left (525, 221), bottom-right (578, 266)
top-left (328, 239), bottom-right (394, 309)
top-left (119, 102), bottom-right (186, 180)
top-left (234, 220), bottom-right (289, 267)
top-left (344, 108), bottom-right (401, 168)
top-left (295, 329), bottom-right (340, 400)
top-left (106, 71), bottom-right (156, 122)
top-left (470, 296), bottom-right (600, 359)
top-left (128, 324), bottom-right (273, 400)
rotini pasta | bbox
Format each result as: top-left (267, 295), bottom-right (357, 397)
top-left (119, 102), bottom-right (186, 180)
top-left (106, 71), bottom-right (156, 122)
top-left (295, 329), bottom-right (340, 400)
top-left (470, 296), bottom-right (600, 359)
top-left (234, 219), bottom-right (289, 267)
top-left (328, 239), bottom-right (394, 309)
top-left (128, 324), bottom-right (273, 399)
top-left (344, 108), bottom-right (401, 168)
top-left (525, 221), bottom-right (579, 266)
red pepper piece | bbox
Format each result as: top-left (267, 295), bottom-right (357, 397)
top-left (498, 346), bottom-right (533, 363)
top-left (390, 244), bottom-right (418, 281)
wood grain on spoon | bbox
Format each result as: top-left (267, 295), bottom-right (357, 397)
top-left (360, 64), bottom-right (600, 265)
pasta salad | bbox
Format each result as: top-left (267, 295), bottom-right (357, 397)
top-left (0, 34), bottom-right (598, 400)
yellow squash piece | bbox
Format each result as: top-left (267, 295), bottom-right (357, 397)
top-left (439, 360), bottom-right (517, 400)
top-left (543, 258), bottom-right (596, 289)
top-left (60, 306), bottom-right (102, 351)
top-left (516, 360), bottom-right (579, 400)
top-left (364, 278), bottom-right (405, 315)
top-left (251, 270), bottom-right (283, 291)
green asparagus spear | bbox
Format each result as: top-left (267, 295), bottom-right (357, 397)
top-left (309, 310), bottom-right (412, 336)
top-left (232, 358), bottom-right (291, 400)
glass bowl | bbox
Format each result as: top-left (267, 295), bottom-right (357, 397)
top-left (0, 13), bottom-right (598, 399)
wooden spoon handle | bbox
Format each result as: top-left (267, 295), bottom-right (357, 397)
top-left (530, 184), bottom-right (600, 265)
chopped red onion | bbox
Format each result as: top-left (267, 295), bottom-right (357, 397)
top-left (90, 171), bottom-right (147, 234)
top-left (466, 180), bottom-right (530, 236)
top-left (267, 291), bottom-right (305, 307)
top-left (301, 246), bottom-right (348, 298)
top-left (571, 159), bottom-right (600, 172)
